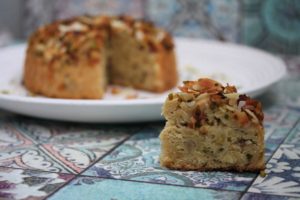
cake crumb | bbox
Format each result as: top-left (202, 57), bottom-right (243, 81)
top-left (111, 87), bottom-right (121, 95)
top-left (27, 92), bottom-right (37, 97)
top-left (0, 90), bottom-right (10, 94)
top-left (259, 170), bottom-right (267, 177)
top-left (126, 93), bottom-right (138, 99)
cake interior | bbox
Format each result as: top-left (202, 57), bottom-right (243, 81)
top-left (108, 27), bottom-right (160, 91)
top-left (160, 124), bottom-right (264, 171)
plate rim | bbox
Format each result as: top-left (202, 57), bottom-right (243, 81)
top-left (0, 37), bottom-right (287, 107)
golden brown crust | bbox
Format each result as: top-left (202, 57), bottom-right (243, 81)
top-left (154, 45), bottom-right (178, 92)
top-left (23, 15), bottom-right (177, 99)
top-left (24, 16), bottom-right (107, 99)
top-left (24, 50), bottom-right (105, 99)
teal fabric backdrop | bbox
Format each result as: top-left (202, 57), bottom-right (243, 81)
top-left (20, 0), bottom-right (300, 55)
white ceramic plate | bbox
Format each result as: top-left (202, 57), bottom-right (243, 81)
top-left (0, 38), bottom-right (287, 122)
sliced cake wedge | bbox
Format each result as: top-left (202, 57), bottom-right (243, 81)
top-left (159, 78), bottom-right (265, 172)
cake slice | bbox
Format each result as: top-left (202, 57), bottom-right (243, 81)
top-left (108, 16), bottom-right (177, 92)
top-left (159, 78), bottom-right (265, 172)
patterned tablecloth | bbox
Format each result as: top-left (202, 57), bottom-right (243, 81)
top-left (0, 55), bottom-right (299, 200)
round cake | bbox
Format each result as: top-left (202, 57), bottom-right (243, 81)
top-left (24, 15), bottom-right (178, 99)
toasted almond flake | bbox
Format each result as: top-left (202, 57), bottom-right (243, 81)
top-left (59, 22), bottom-right (88, 34)
top-left (186, 101), bottom-right (196, 108)
top-left (224, 93), bottom-right (239, 99)
top-left (177, 92), bottom-right (194, 101)
top-left (111, 20), bottom-right (127, 29)
top-left (156, 31), bottom-right (165, 41)
top-left (225, 94), bottom-right (238, 102)
top-left (219, 107), bottom-right (226, 113)
top-left (135, 30), bottom-right (144, 41)
top-left (228, 98), bottom-right (237, 106)
top-left (225, 105), bottom-right (235, 111)
top-left (238, 100), bottom-right (246, 110)
top-left (195, 93), bottom-right (209, 101)
top-left (245, 140), bottom-right (253, 145)
top-left (35, 44), bottom-right (45, 52)
top-left (79, 16), bottom-right (94, 24)
top-left (192, 84), bottom-right (201, 91)
top-left (244, 109), bottom-right (259, 123)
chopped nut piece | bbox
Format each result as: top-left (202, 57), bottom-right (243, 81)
top-left (126, 94), bottom-right (138, 99)
top-left (260, 170), bottom-right (267, 177)
top-left (0, 90), bottom-right (10, 94)
top-left (59, 22), bottom-right (88, 34)
top-left (224, 84), bottom-right (237, 93)
top-left (111, 87), bottom-right (121, 95)
top-left (168, 93), bottom-right (174, 100)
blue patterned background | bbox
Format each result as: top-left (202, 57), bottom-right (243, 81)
top-left (0, 0), bottom-right (299, 55)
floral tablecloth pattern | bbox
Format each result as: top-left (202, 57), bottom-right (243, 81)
top-left (0, 57), bottom-right (299, 199)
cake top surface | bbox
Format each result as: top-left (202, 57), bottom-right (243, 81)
top-left (175, 78), bottom-right (264, 126)
top-left (28, 15), bottom-right (174, 63)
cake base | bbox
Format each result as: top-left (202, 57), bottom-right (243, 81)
top-left (160, 124), bottom-right (265, 172)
